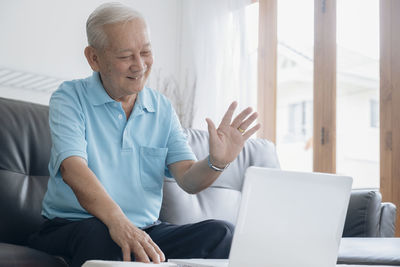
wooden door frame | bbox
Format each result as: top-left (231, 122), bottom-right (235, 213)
top-left (257, 0), bottom-right (277, 143)
top-left (380, 0), bottom-right (400, 236)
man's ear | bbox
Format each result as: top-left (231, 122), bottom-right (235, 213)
top-left (84, 46), bottom-right (101, 72)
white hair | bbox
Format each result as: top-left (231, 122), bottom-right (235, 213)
top-left (86, 2), bottom-right (145, 49)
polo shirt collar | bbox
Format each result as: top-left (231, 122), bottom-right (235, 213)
top-left (137, 86), bottom-right (155, 113)
top-left (87, 72), bottom-right (114, 106)
top-left (87, 72), bottom-right (155, 113)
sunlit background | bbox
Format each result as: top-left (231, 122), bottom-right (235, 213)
top-left (0, 0), bottom-right (380, 189)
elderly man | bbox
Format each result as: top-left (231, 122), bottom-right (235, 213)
top-left (28, 3), bottom-right (260, 267)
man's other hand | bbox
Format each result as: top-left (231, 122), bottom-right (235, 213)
top-left (107, 216), bottom-right (165, 263)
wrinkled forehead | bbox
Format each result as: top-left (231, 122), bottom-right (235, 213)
top-left (102, 18), bottom-right (151, 49)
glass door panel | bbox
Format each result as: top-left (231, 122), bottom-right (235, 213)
top-left (336, 0), bottom-right (380, 188)
top-left (276, 0), bottom-right (314, 171)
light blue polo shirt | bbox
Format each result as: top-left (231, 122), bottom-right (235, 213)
top-left (42, 72), bottom-right (197, 228)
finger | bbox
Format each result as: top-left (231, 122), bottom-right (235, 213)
top-left (148, 239), bottom-right (165, 262)
top-left (242, 123), bottom-right (261, 140)
top-left (231, 107), bottom-right (253, 128)
top-left (220, 101), bottom-right (238, 126)
top-left (122, 244), bottom-right (131, 262)
top-left (237, 112), bottom-right (258, 132)
top-left (206, 118), bottom-right (218, 144)
top-left (132, 242), bottom-right (150, 263)
top-left (142, 240), bottom-right (161, 263)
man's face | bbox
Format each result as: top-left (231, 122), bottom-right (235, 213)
top-left (94, 18), bottom-right (153, 99)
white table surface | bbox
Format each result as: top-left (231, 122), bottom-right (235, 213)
top-left (83, 260), bottom-right (396, 267)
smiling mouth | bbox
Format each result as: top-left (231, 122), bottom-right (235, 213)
top-left (127, 68), bottom-right (147, 80)
top-left (127, 75), bottom-right (142, 80)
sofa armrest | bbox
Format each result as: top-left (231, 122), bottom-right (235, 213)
top-left (379, 202), bottom-right (397, 237)
top-left (343, 190), bottom-right (382, 237)
top-left (343, 190), bottom-right (397, 237)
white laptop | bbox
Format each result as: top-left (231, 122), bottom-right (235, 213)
top-left (169, 167), bottom-right (353, 267)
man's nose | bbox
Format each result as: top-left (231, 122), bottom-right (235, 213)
top-left (130, 55), bottom-right (145, 70)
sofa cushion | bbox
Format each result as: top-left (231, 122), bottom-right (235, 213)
top-left (0, 243), bottom-right (67, 267)
top-left (0, 98), bottom-right (51, 245)
top-left (0, 170), bottom-right (48, 245)
top-left (160, 128), bottom-right (280, 225)
top-left (160, 179), bottom-right (241, 225)
top-left (338, 238), bottom-right (400, 265)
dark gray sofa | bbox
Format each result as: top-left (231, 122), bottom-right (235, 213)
top-left (0, 97), bottom-right (398, 266)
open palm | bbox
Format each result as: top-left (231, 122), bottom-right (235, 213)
top-left (206, 101), bottom-right (261, 167)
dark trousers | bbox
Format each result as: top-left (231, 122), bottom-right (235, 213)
top-left (28, 217), bottom-right (234, 267)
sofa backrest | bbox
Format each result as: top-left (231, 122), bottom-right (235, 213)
top-left (0, 97), bottom-right (395, 243)
top-left (0, 98), bottom-right (51, 245)
top-left (159, 128), bottom-right (280, 225)
top-left (0, 97), bottom-right (280, 245)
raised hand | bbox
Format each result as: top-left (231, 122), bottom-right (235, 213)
top-left (205, 101), bottom-right (261, 168)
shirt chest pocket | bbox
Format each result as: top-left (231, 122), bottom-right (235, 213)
top-left (139, 146), bottom-right (168, 191)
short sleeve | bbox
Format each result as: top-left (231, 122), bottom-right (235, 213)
top-left (165, 107), bottom-right (197, 177)
top-left (48, 83), bottom-right (87, 177)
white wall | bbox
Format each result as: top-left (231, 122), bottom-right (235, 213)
top-left (0, 0), bottom-right (182, 105)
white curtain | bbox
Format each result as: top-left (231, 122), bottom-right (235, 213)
top-left (179, 0), bottom-right (259, 130)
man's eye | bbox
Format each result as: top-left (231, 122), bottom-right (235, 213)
top-left (118, 56), bottom-right (130, 59)
top-left (141, 51), bottom-right (151, 56)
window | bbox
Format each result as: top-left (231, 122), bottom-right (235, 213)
top-left (276, 0), bottom-right (314, 172)
top-left (287, 101), bottom-right (313, 141)
top-left (258, 0), bottom-right (400, 235)
top-left (336, 0), bottom-right (380, 189)
top-left (370, 99), bottom-right (379, 128)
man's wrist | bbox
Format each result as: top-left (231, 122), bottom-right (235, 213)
top-left (102, 207), bottom-right (128, 228)
top-left (207, 155), bottom-right (230, 172)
